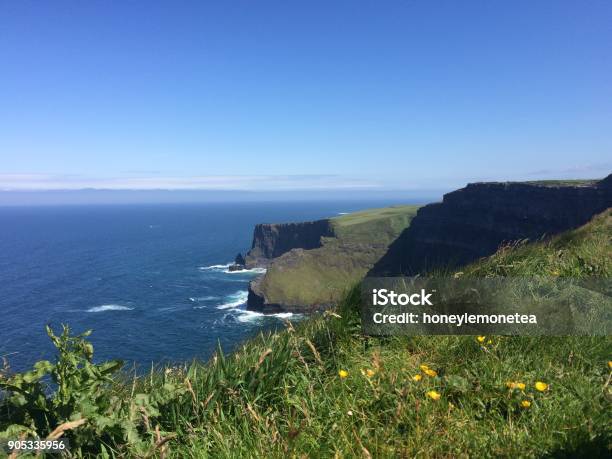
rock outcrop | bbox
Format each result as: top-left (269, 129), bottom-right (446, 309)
top-left (370, 175), bottom-right (612, 276)
top-left (228, 253), bottom-right (247, 272)
top-left (245, 219), bottom-right (334, 267)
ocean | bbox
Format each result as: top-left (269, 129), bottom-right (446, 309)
top-left (0, 201), bottom-right (404, 372)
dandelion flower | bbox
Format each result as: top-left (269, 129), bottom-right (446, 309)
top-left (338, 369), bottom-right (349, 379)
top-left (608, 361), bottom-right (612, 369)
top-left (477, 336), bottom-right (486, 343)
top-left (419, 364), bottom-right (430, 372)
top-left (521, 400), bottom-right (531, 408)
top-left (412, 374), bottom-right (422, 382)
top-left (360, 368), bottom-right (375, 378)
top-left (507, 381), bottom-right (526, 390)
top-left (534, 381), bottom-right (548, 392)
top-left (426, 390), bottom-right (441, 401)
top-left (424, 368), bottom-right (438, 377)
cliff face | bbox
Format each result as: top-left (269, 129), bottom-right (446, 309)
top-left (245, 219), bottom-right (334, 267)
top-left (246, 206), bottom-right (420, 312)
top-left (370, 175), bottom-right (612, 276)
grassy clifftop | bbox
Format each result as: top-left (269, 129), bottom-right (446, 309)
top-left (252, 205), bottom-right (419, 310)
top-left (330, 205), bottom-right (421, 244)
top-left (2, 210), bottom-right (610, 457)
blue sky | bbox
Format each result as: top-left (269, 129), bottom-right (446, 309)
top-left (1, 1), bottom-right (611, 197)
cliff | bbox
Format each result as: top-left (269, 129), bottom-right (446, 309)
top-left (370, 174), bottom-right (612, 276)
top-left (245, 219), bottom-right (334, 267)
top-left (247, 206), bottom-right (419, 312)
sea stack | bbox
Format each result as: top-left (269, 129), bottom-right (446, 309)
top-left (228, 253), bottom-right (246, 272)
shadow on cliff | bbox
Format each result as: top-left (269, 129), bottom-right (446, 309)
top-left (369, 173), bottom-right (612, 277)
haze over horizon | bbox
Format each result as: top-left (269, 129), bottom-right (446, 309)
top-left (1, 1), bottom-right (611, 204)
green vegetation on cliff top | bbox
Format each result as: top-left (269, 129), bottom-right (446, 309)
top-left (330, 205), bottom-right (420, 244)
top-left (2, 210), bottom-right (610, 457)
top-left (256, 205), bottom-right (419, 308)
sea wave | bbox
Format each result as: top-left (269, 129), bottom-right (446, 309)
top-left (216, 291), bottom-right (249, 309)
top-left (198, 262), bottom-right (266, 276)
top-left (87, 304), bottom-right (134, 313)
top-left (189, 295), bottom-right (220, 302)
top-left (235, 310), bottom-right (296, 323)
top-left (223, 267), bottom-right (267, 275)
top-left (199, 263), bottom-right (232, 271)
top-left (195, 288), bottom-right (300, 323)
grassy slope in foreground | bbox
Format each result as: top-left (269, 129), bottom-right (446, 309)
top-left (1, 210), bottom-right (610, 457)
top-left (255, 205), bottom-right (419, 308)
top-left (173, 209), bottom-right (611, 457)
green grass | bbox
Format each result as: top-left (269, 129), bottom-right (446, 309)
top-left (164, 308), bottom-right (612, 458)
top-left (331, 205), bottom-right (420, 244)
top-left (520, 179), bottom-right (599, 187)
top-left (2, 210), bottom-right (611, 457)
top-left (462, 208), bottom-right (611, 278)
top-left (258, 205), bottom-right (420, 308)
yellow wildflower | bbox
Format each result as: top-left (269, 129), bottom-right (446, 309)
top-left (338, 369), bottom-right (349, 379)
top-left (521, 400), bottom-right (531, 408)
top-left (412, 374), bottom-right (422, 382)
top-left (366, 369), bottom-right (375, 378)
top-left (419, 364), bottom-right (430, 372)
top-left (608, 361), bottom-right (612, 369)
top-left (477, 336), bottom-right (486, 343)
top-left (487, 339), bottom-right (493, 345)
top-left (507, 381), bottom-right (526, 390)
top-left (423, 368), bottom-right (438, 377)
top-left (426, 390), bottom-right (441, 401)
top-left (534, 381), bottom-right (548, 392)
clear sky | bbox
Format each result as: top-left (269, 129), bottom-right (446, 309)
top-left (1, 1), bottom-right (611, 199)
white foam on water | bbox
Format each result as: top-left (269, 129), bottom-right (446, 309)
top-left (338, 212), bottom-right (349, 215)
top-left (273, 312), bottom-right (295, 319)
top-left (199, 263), bottom-right (232, 271)
top-left (87, 304), bottom-right (134, 313)
top-left (216, 290), bottom-right (249, 309)
top-left (223, 267), bottom-right (267, 275)
top-left (189, 296), bottom-right (219, 302)
top-left (235, 309), bottom-right (297, 323)
top-left (235, 309), bottom-right (264, 322)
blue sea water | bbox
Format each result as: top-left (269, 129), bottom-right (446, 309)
top-left (0, 201), bottom-right (404, 372)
